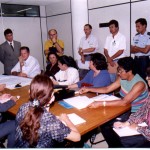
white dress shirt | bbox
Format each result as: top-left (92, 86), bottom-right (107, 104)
top-left (104, 32), bottom-right (127, 60)
top-left (55, 67), bottom-right (79, 85)
top-left (11, 55), bottom-right (41, 78)
top-left (79, 34), bottom-right (99, 54)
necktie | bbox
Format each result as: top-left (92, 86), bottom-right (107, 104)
top-left (10, 43), bottom-right (14, 51)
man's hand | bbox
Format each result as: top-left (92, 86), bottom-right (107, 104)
top-left (10, 96), bottom-right (18, 103)
top-left (51, 37), bottom-right (57, 44)
top-left (81, 55), bottom-right (85, 64)
top-left (0, 93), bottom-right (11, 100)
top-left (18, 72), bottom-right (27, 78)
top-left (0, 84), bottom-right (6, 91)
top-left (18, 56), bottom-right (24, 67)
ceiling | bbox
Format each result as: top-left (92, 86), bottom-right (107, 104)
top-left (0, 0), bottom-right (64, 6)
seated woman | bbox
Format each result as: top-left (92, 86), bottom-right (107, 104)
top-left (51, 55), bottom-right (79, 85)
top-left (0, 84), bottom-right (17, 148)
top-left (15, 75), bottom-right (80, 148)
top-left (113, 66), bottom-right (150, 147)
top-left (68, 53), bottom-right (111, 89)
top-left (44, 52), bottom-right (60, 77)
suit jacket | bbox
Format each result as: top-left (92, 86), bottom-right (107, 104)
top-left (0, 100), bottom-right (15, 122)
top-left (0, 40), bottom-right (21, 75)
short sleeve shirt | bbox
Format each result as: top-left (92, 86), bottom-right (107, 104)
top-left (132, 31), bottom-right (150, 56)
top-left (44, 39), bottom-right (64, 57)
top-left (104, 32), bottom-right (127, 60)
top-left (79, 34), bottom-right (99, 54)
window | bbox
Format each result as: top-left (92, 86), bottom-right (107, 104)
top-left (0, 4), bottom-right (40, 17)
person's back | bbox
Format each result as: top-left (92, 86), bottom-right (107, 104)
top-left (15, 75), bottom-right (80, 148)
top-left (15, 102), bottom-right (71, 148)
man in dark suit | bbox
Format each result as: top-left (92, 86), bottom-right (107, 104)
top-left (0, 29), bottom-right (21, 75)
top-left (0, 85), bottom-right (17, 148)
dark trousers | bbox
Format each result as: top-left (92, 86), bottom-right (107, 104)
top-left (101, 110), bottom-right (131, 148)
top-left (0, 120), bottom-right (16, 148)
top-left (79, 54), bottom-right (91, 79)
top-left (134, 56), bottom-right (150, 81)
top-left (120, 134), bottom-right (150, 148)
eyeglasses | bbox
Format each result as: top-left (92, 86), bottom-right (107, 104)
top-left (49, 33), bottom-right (56, 36)
top-left (117, 67), bottom-right (125, 74)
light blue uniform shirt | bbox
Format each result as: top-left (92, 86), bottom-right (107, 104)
top-left (133, 31), bottom-right (150, 56)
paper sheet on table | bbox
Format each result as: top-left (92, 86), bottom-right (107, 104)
top-left (0, 75), bottom-right (32, 89)
top-left (113, 127), bottom-right (141, 137)
top-left (67, 113), bottom-right (86, 125)
top-left (77, 60), bottom-right (89, 69)
top-left (90, 94), bottom-right (120, 101)
top-left (0, 96), bottom-right (20, 104)
top-left (63, 96), bottom-right (93, 109)
top-left (63, 94), bottom-right (120, 109)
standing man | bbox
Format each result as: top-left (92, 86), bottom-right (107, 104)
top-left (0, 29), bottom-right (21, 75)
top-left (104, 20), bottom-right (127, 82)
top-left (44, 29), bottom-right (64, 62)
top-left (78, 24), bottom-right (99, 78)
top-left (131, 18), bottom-right (150, 80)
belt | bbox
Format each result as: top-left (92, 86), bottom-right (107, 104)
top-left (84, 54), bottom-right (91, 57)
top-left (135, 56), bottom-right (149, 58)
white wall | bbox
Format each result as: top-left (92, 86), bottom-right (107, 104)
top-left (0, 17), bottom-right (44, 74)
top-left (131, 0), bottom-right (150, 43)
top-left (46, 0), bottom-right (70, 16)
top-left (88, 0), bottom-right (130, 9)
top-left (46, 14), bottom-right (73, 57)
top-left (89, 3), bottom-right (130, 56)
top-left (45, 0), bottom-right (73, 57)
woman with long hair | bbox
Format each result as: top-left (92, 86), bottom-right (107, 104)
top-left (51, 55), bottom-right (79, 85)
top-left (15, 75), bottom-right (80, 148)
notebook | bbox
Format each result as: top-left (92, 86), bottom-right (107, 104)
top-left (113, 127), bottom-right (141, 137)
top-left (63, 94), bottom-right (120, 109)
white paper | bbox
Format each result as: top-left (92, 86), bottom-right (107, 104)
top-left (77, 60), bottom-right (89, 69)
top-left (63, 94), bottom-right (120, 109)
top-left (63, 96), bottom-right (94, 109)
top-left (0, 96), bottom-right (20, 104)
top-left (113, 127), bottom-right (141, 137)
top-left (0, 75), bottom-right (32, 89)
top-left (67, 113), bottom-right (86, 125)
top-left (90, 94), bottom-right (120, 101)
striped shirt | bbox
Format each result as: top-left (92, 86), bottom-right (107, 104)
top-left (119, 74), bottom-right (149, 112)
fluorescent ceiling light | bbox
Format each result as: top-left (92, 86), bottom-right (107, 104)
top-left (17, 8), bottom-right (32, 13)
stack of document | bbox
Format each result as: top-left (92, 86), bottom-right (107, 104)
top-left (113, 127), bottom-right (140, 137)
top-left (67, 113), bottom-right (86, 125)
top-left (0, 75), bottom-right (32, 89)
top-left (63, 94), bottom-right (120, 109)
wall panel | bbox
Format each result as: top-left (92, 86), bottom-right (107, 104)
top-left (46, 13), bottom-right (73, 57)
top-left (89, 3), bottom-right (130, 56)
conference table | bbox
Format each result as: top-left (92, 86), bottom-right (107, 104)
top-left (4, 86), bottom-right (131, 136)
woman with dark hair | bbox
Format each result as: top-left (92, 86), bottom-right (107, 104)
top-left (44, 52), bottom-right (60, 77)
top-left (15, 75), bottom-right (80, 148)
top-left (68, 53), bottom-right (111, 89)
top-left (51, 55), bottom-right (79, 85)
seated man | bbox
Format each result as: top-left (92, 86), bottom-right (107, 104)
top-left (0, 84), bottom-right (18, 148)
top-left (11, 46), bottom-right (41, 78)
top-left (79, 57), bottom-right (149, 147)
top-left (113, 67), bottom-right (150, 147)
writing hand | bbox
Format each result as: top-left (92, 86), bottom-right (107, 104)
top-left (88, 101), bottom-right (101, 108)
top-left (0, 84), bottom-right (6, 91)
